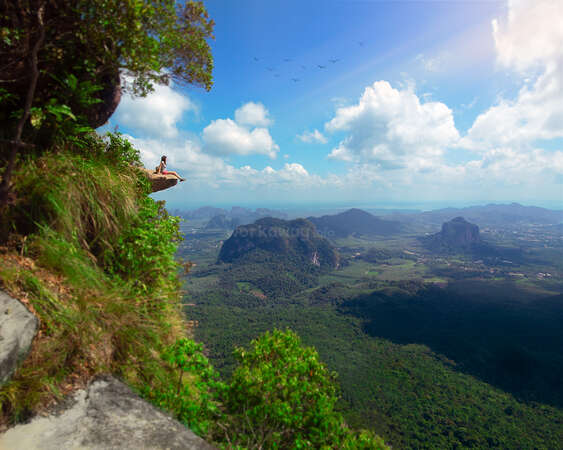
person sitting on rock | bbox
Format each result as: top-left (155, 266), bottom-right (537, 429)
top-left (156, 155), bottom-right (186, 181)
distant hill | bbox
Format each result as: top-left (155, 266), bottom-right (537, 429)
top-left (172, 206), bottom-right (288, 222)
top-left (204, 214), bottom-right (241, 230)
top-left (417, 203), bottom-right (563, 228)
top-left (307, 208), bottom-right (401, 238)
top-left (218, 218), bottom-right (339, 268)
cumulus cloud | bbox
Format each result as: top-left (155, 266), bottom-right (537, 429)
top-left (325, 80), bottom-right (459, 169)
top-left (462, 0), bottom-right (563, 150)
top-left (127, 135), bottom-right (322, 189)
top-left (492, 0), bottom-right (563, 72)
top-left (234, 102), bottom-right (272, 127)
top-left (115, 82), bottom-right (195, 139)
top-left (202, 118), bottom-right (278, 158)
top-left (297, 129), bottom-right (327, 144)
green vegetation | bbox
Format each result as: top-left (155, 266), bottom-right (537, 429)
top-left (0, 134), bottom-right (387, 448)
top-left (0, 135), bottom-right (186, 423)
top-left (1, 0), bottom-right (214, 204)
top-left (183, 228), bottom-right (563, 449)
top-left (147, 329), bottom-right (387, 448)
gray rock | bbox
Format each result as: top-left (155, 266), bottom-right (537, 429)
top-left (0, 290), bottom-right (38, 385)
top-left (0, 375), bottom-right (216, 449)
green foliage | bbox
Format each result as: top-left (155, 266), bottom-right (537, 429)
top-left (142, 338), bottom-right (225, 438)
top-left (188, 276), bottom-right (563, 449)
top-left (145, 330), bottom-right (387, 449)
top-left (221, 329), bottom-right (386, 449)
top-left (224, 329), bottom-right (341, 448)
top-left (0, 142), bottom-right (187, 423)
top-left (100, 132), bottom-right (142, 168)
top-left (1, 0), bottom-right (214, 135)
top-left (108, 197), bottom-right (182, 295)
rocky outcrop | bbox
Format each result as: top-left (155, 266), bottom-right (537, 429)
top-left (422, 217), bottom-right (486, 254)
top-left (141, 168), bottom-right (178, 193)
top-left (218, 218), bottom-right (340, 269)
top-left (0, 375), bottom-right (215, 450)
top-left (439, 217), bottom-right (481, 247)
top-left (0, 290), bottom-right (38, 385)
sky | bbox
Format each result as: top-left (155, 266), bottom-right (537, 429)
top-left (103, 0), bottom-right (563, 210)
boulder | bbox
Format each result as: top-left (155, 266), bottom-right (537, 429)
top-left (0, 290), bottom-right (38, 385)
top-left (140, 168), bottom-right (178, 193)
top-left (0, 375), bottom-right (216, 450)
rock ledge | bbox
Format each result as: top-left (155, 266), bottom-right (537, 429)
top-left (0, 375), bottom-right (215, 450)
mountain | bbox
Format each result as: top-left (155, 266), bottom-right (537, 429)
top-left (307, 208), bottom-right (401, 238)
top-left (415, 203), bottom-right (563, 228)
top-left (438, 216), bottom-right (481, 247)
top-left (218, 218), bottom-right (339, 268)
top-left (204, 214), bottom-right (241, 230)
top-left (422, 217), bottom-right (495, 255)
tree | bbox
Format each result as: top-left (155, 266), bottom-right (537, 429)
top-left (0, 0), bottom-right (214, 206)
top-left (222, 329), bottom-right (388, 449)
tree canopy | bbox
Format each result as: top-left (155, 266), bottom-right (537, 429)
top-left (0, 0), bottom-right (214, 204)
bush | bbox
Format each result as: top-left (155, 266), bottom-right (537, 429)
top-left (221, 329), bottom-right (387, 449)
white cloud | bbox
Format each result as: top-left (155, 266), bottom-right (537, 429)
top-left (115, 82), bottom-right (195, 139)
top-left (234, 102), bottom-right (272, 127)
top-left (492, 0), bottom-right (563, 72)
top-left (127, 135), bottom-right (324, 190)
top-left (462, 0), bottom-right (563, 150)
top-left (202, 118), bottom-right (278, 158)
top-left (325, 80), bottom-right (459, 169)
top-left (297, 129), bottom-right (327, 144)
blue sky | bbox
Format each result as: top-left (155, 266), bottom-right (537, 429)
top-left (105, 0), bottom-right (563, 209)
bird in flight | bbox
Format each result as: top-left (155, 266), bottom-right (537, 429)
top-left (300, 65), bottom-right (306, 70)
top-left (329, 58), bottom-right (340, 63)
top-left (266, 67), bottom-right (274, 71)
top-left (291, 78), bottom-right (300, 82)
top-left (318, 64), bottom-right (326, 69)
top-left (253, 56), bottom-right (260, 61)
top-left (358, 41), bottom-right (364, 46)
top-left (283, 58), bottom-right (292, 62)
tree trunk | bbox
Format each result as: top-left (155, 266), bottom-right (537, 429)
top-left (0, 2), bottom-right (46, 209)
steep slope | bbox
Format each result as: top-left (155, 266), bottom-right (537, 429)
top-left (307, 208), bottom-right (401, 238)
top-left (218, 218), bottom-right (339, 268)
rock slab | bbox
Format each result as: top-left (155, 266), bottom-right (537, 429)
top-left (0, 290), bottom-right (38, 385)
top-left (141, 168), bottom-right (179, 193)
top-left (0, 375), bottom-right (216, 450)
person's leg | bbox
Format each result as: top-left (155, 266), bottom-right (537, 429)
top-left (167, 171), bottom-right (186, 181)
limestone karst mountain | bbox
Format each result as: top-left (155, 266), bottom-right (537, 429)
top-left (218, 217), bottom-right (339, 268)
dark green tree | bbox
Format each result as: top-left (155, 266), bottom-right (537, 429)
top-left (0, 0), bottom-right (214, 205)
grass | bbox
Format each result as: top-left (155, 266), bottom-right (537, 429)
top-left (0, 150), bottom-right (187, 426)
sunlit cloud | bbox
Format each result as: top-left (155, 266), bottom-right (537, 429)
top-left (325, 80), bottom-right (459, 169)
top-left (114, 81), bottom-right (196, 139)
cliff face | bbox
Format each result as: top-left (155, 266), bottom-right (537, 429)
top-left (439, 217), bottom-right (481, 247)
top-left (422, 217), bottom-right (483, 253)
top-left (218, 218), bottom-right (339, 268)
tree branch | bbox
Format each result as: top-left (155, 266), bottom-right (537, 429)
top-left (0, 0), bottom-right (46, 207)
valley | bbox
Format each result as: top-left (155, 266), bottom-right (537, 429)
top-left (176, 204), bottom-right (563, 448)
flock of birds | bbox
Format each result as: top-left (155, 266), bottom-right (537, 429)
top-left (251, 41), bottom-right (365, 83)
